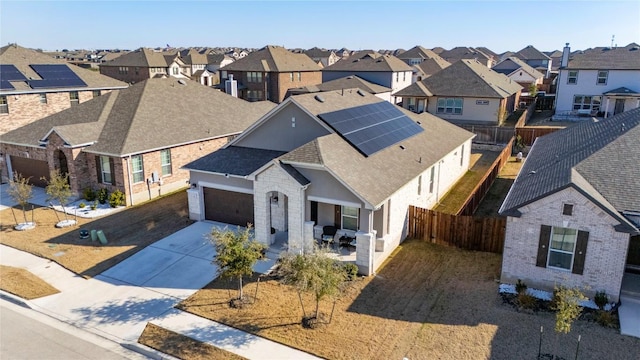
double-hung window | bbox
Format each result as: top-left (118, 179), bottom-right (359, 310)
top-left (436, 98), bottom-right (463, 115)
top-left (429, 167), bottom-right (435, 193)
top-left (247, 72), bottom-right (262, 83)
top-left (0, 96), bottom-right (8, 114)
top-left (69, 91), bottom-right (79, 106)
top-left (100, 156), bottom-right (112, 184)
top-left (572, 95), bottom-right (601, 112)
top-left (341, 206), bottom-right (359, 231)
top-left (548, 227), bottom-right (577, 270)
top-left (567, 70), bottom-right (578, 84)
top-left (39, 94), bottom-right (48, 104)
top-left (596, 70), bottom-right (608, 85)
top-left (131, 155), bottom-right (144, 183)
top-left (161, 149), bottom-right (172, 176)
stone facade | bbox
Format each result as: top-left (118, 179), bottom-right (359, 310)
top-left (0, 90), bottom-right (109, 134)
top-left (501, 187), bottom-right (630, 302)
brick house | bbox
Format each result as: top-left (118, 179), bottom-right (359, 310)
top-left (98, 48), bottom-right (191, 84)
top-left (219, 45), bottom-right (322, 103)
top-left (303, 47), bottom-right (340, 68)
top-left (183, 89), bottom-right (474, 275)
top-left (499, 108), bottom-right (640, 302)
top-left (0, 44), bottom-right (128, 135)
top-left (0, 78), bottom-right (275, 205)
top-left (394, 59), bottom-right (522, 124)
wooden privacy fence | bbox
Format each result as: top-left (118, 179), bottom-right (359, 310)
top-left (456, 136), bottom-right (514, 216)
top-left (516, 127), bottom-right (562, 146)
top-left (408, 206), bottom-right (506, 254)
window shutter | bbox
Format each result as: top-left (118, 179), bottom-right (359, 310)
top-left (334, 205), bottom-right (341, 229)
top-left (109, 158), bottom-right (115, 186)
top-left (536, 225), bottom-right (551, 267)
top-left (572, 230), bottom-right (589, 275)
top-left (95, 156), bottom-right (102, 183)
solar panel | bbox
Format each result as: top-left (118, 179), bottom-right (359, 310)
top-left (0, 80), bottom-right (15, 90)
top-left (0, 64), bottom-right (28, 81)
top-left (318, 102), bottom-right (424, 157)
top-left (28, 64), bottom-right (87, 89)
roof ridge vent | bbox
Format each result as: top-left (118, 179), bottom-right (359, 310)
top-left (314, 94), bottom-right (325, 103)
top-left (357, 89), bottom-right (366, 96)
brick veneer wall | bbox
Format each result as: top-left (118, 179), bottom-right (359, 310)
top-left (0, 90), bottom-right (111, 134)
top-left (273, 71), bottom-right (322, 103)
top-left (99, 66), bottom-right (152, 84)
top-left (501, 187), bottom-right (630, 302)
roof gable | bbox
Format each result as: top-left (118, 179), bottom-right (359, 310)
top-left (567, 44), bottom-right (640, 70)
top-left (323, 53), bottom-right (413, 72)
top-left (220, 45), bottom-right (321, 72)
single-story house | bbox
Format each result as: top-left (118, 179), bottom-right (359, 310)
top-left (395, 59), bottom-right (523, 125)
top-left (184, 89), bottom-right (475, 275)
top-left (0, 78), bottom-right (274, 205)
top-left (499, 107), bottom-right (640, 302)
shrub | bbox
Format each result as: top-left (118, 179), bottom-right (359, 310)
top-left (551, 285), bottom-right (586, 334)
top-left (109, 190), bottom-right (125, 208)
top-left (83, 187), bottom-right (96, 201)
top-left (343, 263), bottom-right (358, 281)
top-left (97, 188), bottom-right (109, 204)
top-left (91, 200), bottom-right (98, 210)
top-left (516, 293), bottom-right (537, 310)
top-left (78, 202), bottom-right (86, 209)
top-left (515, 279), bottom-right (527, 294)
top-left (594, 290), bottom-right (609, 310)
top-left (596, 310), bottom-right (617, 328)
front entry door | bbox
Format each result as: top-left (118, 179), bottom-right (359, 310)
top-left (614, 99), bottom-right (625, 115)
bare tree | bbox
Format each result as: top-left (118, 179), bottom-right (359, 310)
top-left (7, 172), bottom-right (33, 223)
top-left (43, 170), bottom-right (72, 221)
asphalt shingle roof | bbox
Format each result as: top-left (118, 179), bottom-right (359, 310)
top-left (99, 48), bottom-right (171, 68)
top-left (566, 43), bottom-right (640, 70)
top-left (514, 45), bottom-right (551, 60)
top-left (500, 107), bottom-right (640, 231)
top-left (322, 53), bottom-right (413, 72)
top-left (414, 58), bottom-right (451, 78)
top-left (288, 75), bottom-right (391, 95)
top-left (0, 44), bottom-right (127, 92)
top-left (1, 78), bottom-right (275, 156)
top-left (396, 46), bottom-right (441, 61)
top-left (183, 146), bottom-right (286, 176)
top-left (439, 47), bottom-right (493, 64)
top-left (219, 45), bottom-right (321, 72)
top-left (492, 57), bottom-right (545, 79)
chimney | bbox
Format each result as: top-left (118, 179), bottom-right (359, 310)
top-left (561, 43), bottom-right (570, 68)
top-left (225, 74), bottom-right (238, 98)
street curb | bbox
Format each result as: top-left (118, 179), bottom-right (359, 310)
top-left (122, 342), bottom-right (180, 360)
top-left (0, 290), bottom-right (31, 308)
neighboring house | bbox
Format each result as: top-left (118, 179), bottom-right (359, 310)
top-left (204, 53), bottom-right (234, 74)
top-left (492, 57), bottom-right (545, 91)
top-left (0, 44), bottom-right (128, 135)
top-left (219, 45), bottom-right (322, 103)
top-left (439, 47), bottom-right (495, 68)
top-left (183, 90), bottom-right (474, 275)
top-left (0, 78), bottom-right (275, 205)
top-left (499, 108), bottom-right (640, 302)
top-left (98, 48), bottom-right (191, 84)
top-left (544, 50), bottom-right (563, 72)
top-left (303, 47), bottom-right (340, 68)
top-left (475, 46), bottom-right (499, 60)
top-left (321, 51), bottom-right (413, 103)
top-left (286, 75), bottom-right (392, 102)
top-left (554, 43), bottom-right (640, 118)
top-left (395, 59), bottom-right (522, 124)
top-left (513, 45), bottom-right (552, 78)
top-left (396, 45), bottom-right (451, 82)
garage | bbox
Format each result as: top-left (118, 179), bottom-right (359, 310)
top-left (203, 187), bottom-right (254, 227)
top-left (10, 156), bottom-right (49, 187)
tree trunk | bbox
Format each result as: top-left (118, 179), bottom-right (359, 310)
top-left (49, 202), bottom-right (61, 222)
top-left (21, 205), bottom-right (27, 223)
top-left (253, 276), bottom-right (261, 303)
top-left (315, 296), bottom-right (320, 319)
top-left (61, 202), bottom-right (68, 221)
top-left (329, 298), bottom-right (337, 324)
top-left (238, 275), bottom-right (243, 300)
top-left (10, 207), bottom-right (18, 225)
top-left (297, 290), bottom-right (307, 318)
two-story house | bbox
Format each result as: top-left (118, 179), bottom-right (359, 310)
top-left (0, 44), bottom-right (127, 135)
top-left (99, 48), bottom-right (191, 84)
top-left (321, 51), bottom-right (413, 104)
top-left (554, 43), bottom-right (640, 118)
top-left (396, 45), bottom-right (451, 82)
top-left (492, 57), bottom-right (545, 91)
top-left (219, 45), bottom-right (322, 103)
top-left (395, 59), bottom-right (522, 124)
top-left (439, 47), bottom-right (496, 68)
top-left (512, 45), bottom-right (553, 78)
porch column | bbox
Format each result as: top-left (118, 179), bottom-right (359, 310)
top-left (604, 97), bottom-right (610, 118)
top-left (355, 230), bottom-right (375, 276)
top-left (303, 221), bottom-right (315, 253)
top-left (187, 188), bottom-right (201, 221)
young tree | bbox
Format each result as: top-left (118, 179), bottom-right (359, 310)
top-left (210, 225), bottom-right (265, 306)
top-left (7, 172), bottom-right (33, 223)
top-left (43, 170), bottom-right (72, 221)
top-left (552, 285), bottom-right (587, 334)
top-left (278, 247), bottom-right (346, 327)
top-left (528, 83), bottom-right (538, 97)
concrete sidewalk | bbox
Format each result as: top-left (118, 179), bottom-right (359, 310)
top-left (0, 221), bottom-right (319, 360)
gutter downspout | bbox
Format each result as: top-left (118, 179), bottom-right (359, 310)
top-left (125, 155), bottom-right (135, 206)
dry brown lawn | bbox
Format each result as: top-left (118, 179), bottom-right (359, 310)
top-left (179, 240), bottom-right (640, 360)
top-left (138, 323), bottom-right (247, 360)
top-left (0, 191), bottom-right (193, 278)
top-left (474, 156), bottom-right (523, 217)
top-left (0, 265), bottom-right (60, 299)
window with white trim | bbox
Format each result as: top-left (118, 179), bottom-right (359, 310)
top-left (596, 70), bottom-right (608, 85)
top-left (69, 91), bottom-right (79, 106)
top-left (131, 155), bottom-right (144, 183)
top-left (0, 95), bottom-right (8, 114)
top-left (296, 72), bottom-right (301, 81)
top-left (39, 94), bottom-right (47, 104)
top-left (172, 67), bottom-right (179, 75)
top-left (92, 90), bottom-right (101, 98)
top-left (572, 95), bottom-right (601, 112)
top-left (417, 175), bottom-right (422, 195)
top-left (341, 206), bottom-right (358, 231)
top-left (436, 98), bottom-right (463, 114)
top-left (406, 97), bottom-right (416, 111)
top-left (429, 166), bottom-right (435, 193)
top-left (247, 72), bottom-right (262, 83)
top-left (118, 66), bottom-right (128, 74)
top-left (100, 156), bottom-right (112, 184)
top-left (246, 90), bottom-right (263, 101)
top-left (548, 227), bottom-right (577, 270)
top-left (567, 70), bottom-right (578, 84)
top-left (160, 149), bottom-right (172, 176)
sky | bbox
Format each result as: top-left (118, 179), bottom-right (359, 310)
top-left (1, 0), bottom-right (639, 54)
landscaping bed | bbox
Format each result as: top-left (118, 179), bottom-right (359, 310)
top-left (178, 239), bottom-right (640, 359)
top-left (0, 190), bottom-right (193, 278)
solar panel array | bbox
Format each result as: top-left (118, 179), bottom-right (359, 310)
top-left (28, 64), bottom-right (87, 88)
top-left (0, 64), bottom-right (28, 90)
top-left (318, 101), bottom-right (424, 157)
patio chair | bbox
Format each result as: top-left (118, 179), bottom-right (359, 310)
top-left (321, 226), bottom-right (337, 245)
